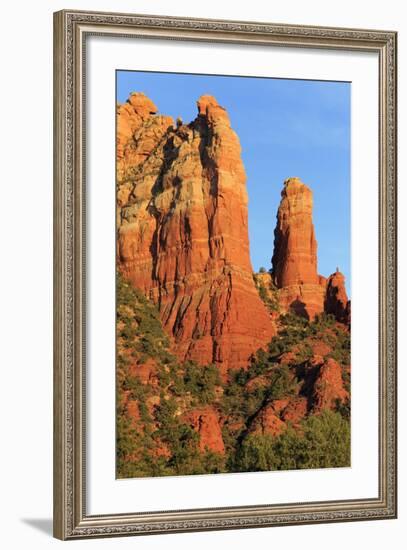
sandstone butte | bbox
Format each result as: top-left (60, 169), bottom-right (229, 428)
top-left (117, 92), bottom-right (275, 377)
top-left (272, 177), bottom-right (350, 320)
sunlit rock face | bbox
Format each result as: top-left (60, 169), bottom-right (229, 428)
top-left (117, 93), bottom-right (275, 376)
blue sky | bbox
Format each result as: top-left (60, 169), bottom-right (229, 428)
top-left (117, 71), bottom-right (350, 295)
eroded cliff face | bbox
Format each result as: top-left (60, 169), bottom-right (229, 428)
top-left (117, 93), bottom-right (275, 375)
top-left (117, 272), bottom-right (350, 476)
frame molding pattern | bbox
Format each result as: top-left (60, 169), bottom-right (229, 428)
top-left (54, 9), bottom-right (397, 540)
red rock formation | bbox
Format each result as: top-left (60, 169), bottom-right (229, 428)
top-left (126, 400), bottom-right (141, 425)
top-left (270, 398), bottom-right (290, 414)
top-left (308, 340), bottom-right (332, 357)
top-left (117, 92), bottom-right (159, 163)
top-left (272, 178), bottom-right (326, 319)
top-left (154, 441), bottom-right (172, 459)
top-left (272, 177), bottom-right (319, 287)
top-left (325, 270), bottom-right (350, 324)
top-left (117, 93), bottom-right (275, 375)
top-left (249, 403), bottom-right (286, 436)
top-left (313, 357), bottom-right (348, 412)
top-left (128, 358), bottom-right (159, 387)
top-left (281, 397), bottom-right (308, 425)
top-left (182, 406), bottom-right (225, 454)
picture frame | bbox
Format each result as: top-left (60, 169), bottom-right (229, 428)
top-left (53, 9), bottom-right (397, 540)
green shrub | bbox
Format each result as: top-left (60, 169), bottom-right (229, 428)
top-left (235, 410), bottom-right (350, 472)
top-left (183, 362), bottom-right (221, 405)
top-left (253, 274), bottom-right (280, 313)
top-left (268, 364), bottom-right (298, 400)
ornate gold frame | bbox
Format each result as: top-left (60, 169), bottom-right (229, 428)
top-left (53, 9), bottom-right (397, 540)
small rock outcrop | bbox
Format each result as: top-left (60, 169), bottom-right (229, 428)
top-left (249, 403), bottom-right (286, 437)
top-left (313, 357), bottom-right (348, 412)
top-left (281, 397), bottom-right (308, 425)
top-left (182, 406), bottom-right (225, 454)
top-left (126, 399), bottom-right (141, 426)
top-left (325, 270), bottom-right (350, 324)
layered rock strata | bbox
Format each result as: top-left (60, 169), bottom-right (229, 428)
top-left (272, 178), bottom-right (327, 319)
top-left (117, 93), bottom-right (275, 375)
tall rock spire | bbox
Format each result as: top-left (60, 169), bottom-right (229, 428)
top-left (117, 93), bottom-right (275, 376)
top-left (272, 177), bottom-right (326, 319)
top-left (272, 177), bottom-right (319, 287)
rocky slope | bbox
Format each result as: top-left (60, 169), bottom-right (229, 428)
top-left (117, 274), bottom-right (350, 477)
top-left (117, 93), bottom-right (275, 377)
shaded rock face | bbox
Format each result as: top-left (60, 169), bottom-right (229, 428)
top-left (272, 178), bottom-right (327, 319)
top-left (117, 93), bottom-right (275, 375)
top-left (325, 270), bottom-right (350, 324)
top-left (182, 406), bottom-right (225, 454)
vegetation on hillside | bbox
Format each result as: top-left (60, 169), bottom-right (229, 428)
top-left (253, 272), bottom-right (280, 313)
top-left (235, 410), bottom-right (350, 472)
top-left (117, 274), bottom-right (225, 477)
top-left (116, 273), bottom-right (351, 479)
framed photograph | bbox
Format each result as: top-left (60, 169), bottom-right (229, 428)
top-left (53, 9), bottom-right (397, 540)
